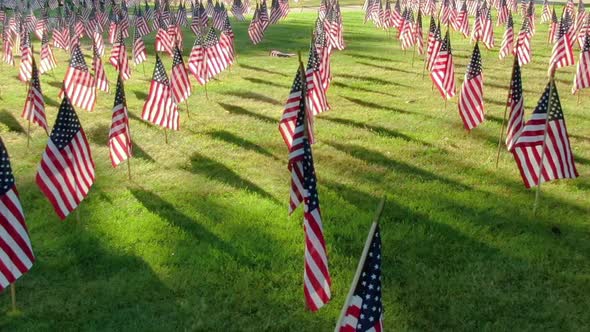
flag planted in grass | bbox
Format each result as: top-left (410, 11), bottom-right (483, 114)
top-left (22, 56), bottom-right (48, 134)
top-left (430, 29), bottom-right (456, 100)
top-left (459, 43), bottom-right (484, 130)
top-left (0, 138), bottom-right (35, 291)
top-left (142, 54), bottom-right (179, 130)
top-left (505, 58), bottom-right (525, 151)
top-left (36, 95), bottom-right (96, 220)
top-left (109, 75), bottom-right (132, 167)
top-left (39, 30), bottom-right (57, 74)
top-left (61, 44), bottom-right (96, 112)
top-left (572, 30), bottom-right (590, 94)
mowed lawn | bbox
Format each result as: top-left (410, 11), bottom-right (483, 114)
top-left (0, 8), bottom-right (588, 331)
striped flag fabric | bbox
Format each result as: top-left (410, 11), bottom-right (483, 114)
top-left (505, 58), bottom-right (524, 151)
top-left (248, 3), bottom-right (264, 45)
top-left (61, 44), bottom-right (97, 112)
top-left (188, 33), bottom-right (206, 85)
top-left (2, 24), bottom-right (14, 66)
top-left (0, 138), bottom-right (35, 291)
top-left (259, 0), bottom-right (270, 32)
top-left (219, 17), bottom-right (235, 66)
top-left (572, 30), bottom-right (590, 94)
top-left (497, 0), bottom-right (508, 26)
top-left (93, 44), bottom-right (110, 93)
top-left (109, 75), bottom-right (132, 167)
top-left (155, 24), bottom-right (174, 56)
top-left (203, 27), bottom-right (228, 80)
top-left (22, 56), bottom-right (48, 134)
top-left (279, 67), bottom-right (314, 156)
top-left (39, 30), bottom-right (57, 74)
top-left (549, 13), bottom-right (575, 76)
top-left (36, 95), bottom-right (96, 220)
top-left (549, 7), bottom-right (559, 44)
top-left (430, 29), bottom-right (456, 100)
top-left (170, 45), bottom-right (192, 104)
top-left (458, 43), bottom-right (484, 130)
top-left (515, 16), bottom-right (532, 66)
top-left (337, 224), bottom-right (383, 332)
top-left (132, 26), bottom-right (147, 66)
top-left (306, 39), bottom-right (330, 116)
top-left (511, 80), bottom-right (578, 188)
top-left (457, 1), bottom-right (470, 38)
top-left (141, 54), bottom-right (179, 130)
top-left (18, 33), bottom-right (33, 82)
top-left (109, 30), bottom-right (131, 81)
top-left (481, 7), bottom-right (495, 49)
top-left (415, 11), bottom-right (424, 55)
top-left (541, 0), bottom-right (551, 23)
top-left (499, 12), bottom-right (514, 59)
top-left (92, 25), bottom-right (105, 57)
top-left (426, 18), bottom-right (441, 70)
top-left (135, 6), bottom-right (151, 36)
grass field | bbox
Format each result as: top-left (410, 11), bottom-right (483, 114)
top-left (0, 9), bottom-right (588, 331)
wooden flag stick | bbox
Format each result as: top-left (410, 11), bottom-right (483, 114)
top-left (27, 121), bottom-right (31, 148)
top-left (164, 128), bottom-right (169, 144)
top-left (533, 77), bottom-right (555, 216)
top-left (577, 91), bottom-right (581, 105)
top-left (127, 158), bottom-right (132, 181)
top-left (495, 57), bottom-right (517, 168)
top-left (204, 83), bottom-right (209, 100)
top-left (334, 196), bottom-right (386, 332)
top-left (184, 99), bottom-right (191, 119)
top-left (10, 283), bottom-right (16, 312)
top-left (411, 43), bottom-right (417, 67)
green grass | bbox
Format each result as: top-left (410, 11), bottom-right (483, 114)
top-left (0, 9), bottom-right (588, 331)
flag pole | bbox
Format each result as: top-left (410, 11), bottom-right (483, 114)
top-left (533, 76), bottom-right (555, 216)
top-left (495, 56), bottom-right (517, 168)
top-left (10, 283), bottom-right (16, 312)
top-left (164, 128), bottom-right (169, 144)
top-left (27, 121), bottom-right (31, 148)
top-left (184, 99), bottom-right (191, 119)
top-left (334, 196), bottom-right (386, 332)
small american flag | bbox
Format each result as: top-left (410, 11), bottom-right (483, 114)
top-left (511, 80), bottom-right (578, 188)
top-left (549, 13), bottom-right (575, 76)
top-left (135, 6), bottom-right (151, 37)
top-left (541, 0), bottom-right (551, 23)
top-left (36, 95), bottom-right (96, 220)
top-left (248, 4), bottom-right (264, 45)
top-left (506, 57), bottom-right (524, 151)
top-left (109, 30), bottom-right (131, 81)
top-left (219, 17), bottom-right (235, 66)
top-left (414, 11), bottom-right (424, 55)
top-left (141, 54), bottom-right (179, 130)
top-left (337, 224), bottom-right (383, 332)
top-left (176, 2), bottom-right (188, 27)
top-left (61, 44), bottom-right (96, 111)
top-left (549, 7), bottom-right (558, 44)
top-left (155, 25), bottom-right (174, 56)
top-left (458, 43), bottom-right (484, 130)
top-left (430, 29), bottom-right (456, 100)
top-left (573, 30), bottom-right (590, 94)
top-left (0, 138), bottom-right (35, 291)
top-left (315, 18), bottom-right (332, 90)
top-left (497, 0), bottom-right (509, 26)
top-left (426, 18), bottom-right (441, 71)
top-left (109, 75), bottom-right (132, 167)
top-left (191, 1), bottom-right (209, 35)
top-left (22, 56), bottom-right (48, 134)
top-left (132, 25), bottom-right (147, 65)
top-left (306, 40), bottom-right (330, 116)
top-left (188, 33), bottom-right (206, 85)
top-left (279, 67), bottom-right (314, 155)
top-left (203, 27), bottom-right (228, 81)
top-left (92, 25), bottom-right (105, 57)
top-left (18, 32), bottom-right (33, 82)
top-left (93, 43), bottom-right (110, 93)
top-left (269, 0), bottom-right (281, 25)
top-left (515, 16), bottom-right (532, 66)
top-left (170, 45), bottom-right (192, 104)
top-left (399, 9), bottom-right (415, 50)
top-left (259, 0), bottom-right (270, 31)
top-left (231, 0), bottom-right (246, 21)
top-left (481, 7), bottom-right (494, 49)
top-left (499, 12), bottom-right (514, 60)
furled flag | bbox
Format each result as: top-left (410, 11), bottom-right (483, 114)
top-left (457, 0), bottom-right (470, 38)
top-left (133, 25), bottom-right (147, 66)
top-left (0, 138), bottom-right (35, 291)
top-left (306, 38), bottom-right (330, 116)
top-left (426, 18), bottom-right (441, 70)
top-left (281, 65), bottom-right (330, 311)
top-left (2, 23), bottom-right (14, 66)
top-left (61, 44), bottom-right (97, 112)
top-left (515, 16), bottom-right (532, 66)
top-left (505, 57), bottom-right (524, 151)
top-left (458, 43), bottom-right (484, 130)
top-left (219, 16), bottom-right (235, 66)
top-left (279, 66), bottom-right (314, 154)
top-left (248, 3), bottom-right (264, 44)
top-left (511, 80), bottom-right (578, 188)
top-left (92, 43), bottom-right (109, 93)
top-left (541, 0), bottom-right (551, 23)
top-left (481, 6), bottom-right (495, 49)
top-left (203, 27), bottom-right (228, 81)
top-left (231, 0), bottom-right (246, 21)
top-left (572, 30), bottom-right (590, 94)
top-left (109, 30), bottom-right (131, 81)
top-left (549, 7), bottom-right (559, 43)
top-left (415, 11), bottom-right (424, 55)
top-left (499, 12), bottom-right (514, 59)
top-left (38, 30), bottom-right (56, 75)
top-left (155, 19), bottom-right (174, 56)
top-left (109, 75), bottom-right (132, 167)
top-left (259, 0), bottom-right (270, 31)
top-left (497, 0), bottom-right (508, 26)
top-left (18, 32), bottom-right (33, 82)
top-left (336, 224), bottom-right (383, 332)
top-left (135, 6), bottom-right (151, 36)
top-left (36, 95), bottom-right (96, 220)
top-left (549, 12), bottom-right (575, 76)
top-left (430, 29), bottom-right (456, 100)
top-left (141, 54), bottom-right (179, 130)
top-left (170, 45), bottom-right (192, 104)
top-left (22, 56), bottom-right (48, 134)
top-left (188, 33), bottom-right (206, 85)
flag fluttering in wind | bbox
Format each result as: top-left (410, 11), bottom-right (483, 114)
top-left (22, 56), bottom-right (48, 134)
top-left (40, 30), bottom-right (57, 74)
top-left (0, 138), bottom-right (35, 291)
top-left (458, 43), bottom-right (484, 130)
top-left (36, 95), bottom-right (96, 220)
top-left (499, 12), bottom-right (514, 59)
top-left (515, 16), bottom-right (532, 66)
top-left (306, 38), bottom-right (330, 116)
top-left (511, 80), bottom-right (578, 188)
top-left (141, 54), bottom-right (179, 130)
top-left (110, 30), bottom-right (131, 81)
top-left (573, 30), bottom-right (590, 94)
top-left (61, 44), bottom-right (96, 112)
top-left (336, 223), bottom-right (383, 332)
top-left (248, 3), bottom-right (264, 44)
top-left (541, 0), bottom-right (551, 23)
top-left (549, 11), bottom-right (575, 76)
top-left (505, 57), bottom-right (524, 151)
top-left (109, 75), bottom-right (132, 168)
top-left (19, 33), bottom-right (33, 82)
top-left (133, 24), bottom-right (148, 66)
top-left (170, 45), bottom-right (192, 104)
top-left (93, 44), bottom-right (110, 93)
top-left (430, 29), bottom-right (456, 100)
top-left (189, 33), bottom-right (206, 85)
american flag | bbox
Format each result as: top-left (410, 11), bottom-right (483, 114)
top-left (18, 33), bottom-right (33, 82)
top-left (306, 39), bottom-right (330, 116)
top-left (549, 13), bottom-right (575, 76)
top-left (315, 19), bottom-right (332, 91)
top-left (170, 45), bottom-right (192, 104)
top-left (399, 9), bottom-right (415, 50)
top-left (497, 0), bottom-right (508, 26)
top-left (0, 138), bottom-right (35, 291)
top-left (415, 11), bottom-right (424, 55)
top-left (515, 16), bottom-right (532, 66)
top-left (144, 0), bottom-right (154, 21)
top-left (231, 0), bottom-right (246, 21)
top-left (457, 1), bottom-right (470, 38)
top-left (219, 17), bottom-right (235, 66)
top-left (458, 43), bottom-right (484, 130)
top-left (92, 43), bottom-right (110, 93)
top-left (141, 54), bottom-right (179, 130)
top-left (203, 27), bottom-right (228, 81)
top-left (135, 6), bottom-right (151, 37)
top-left (191, 1), bottom-right (209, 34)
top-left (269, 0), bottom-right (282, 25)
top-left (109, 75), bottom-right (132, 167)
top-left (575, 0), bottom-right (587, 32)
top-left (472, 4), bottom-right (483, 42)
top-left (549, 7), bottom-right (558, 44)
top-left (109, 30), bottom-right (131, 81)
top-left (92, 24), bottom-right (105, 57)
top-left (541, 0), bottom-right (551, 24)
top-left (188, 33), bottom-right (206, 85)
top-left (22, 56), bottom-right (48, 134)
top-left (40, 30), bottom-right (57, 74)
top-left (155, 25), bottom-right (174, 56)
top-left (481, 7), bottom-right (494, 49)
top-left (506, 58), bottom-right (524, 151)
top-left (337, 224), bottom-right (383, 332)
top-left (278, 0), bottom-right (289, 20)
top-left (61, 44), bottom-right (96, 112)
top-left (259, 0), bottom-right (270, 31)
top-left (572, 30), bottom-right (590, 94)
top-left (430, 29), bottom-right (456, 100)
top-left (279, 67), bottom-right (314, 157)
top-left (36, 95), bottom-right (96, 220)
top-left (499, 12), bottom-right (514, 60)
top-left (132, 25), bottom-right (147, 65)
top-left (176, 2), bottom-right (188, 26)
top-left (511, 80), bottom-right (578, 188)
top-left (212, 2), bottom-right (226, 30)
top-left (248, 3), bottom-right (264, 45)
top-left (576, 15), bottom-right (590, 48)
top-left (426, 17), bottom-right (440, 70)
top-left (526, 1), bottom-right (536, 35)
top-left (206, 0), bottom-right (215, 17)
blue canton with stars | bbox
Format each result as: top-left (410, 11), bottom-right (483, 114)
top-left (533, 81), bottom-right (563, 121)
top-left (50, 96), bottom-right (82, 150)
top-left (152, 55), bottom-right (170, 85)
top-left (0, 138), bottom-right (16, 196)
top-left (354, 226), bottom-right (383, 332)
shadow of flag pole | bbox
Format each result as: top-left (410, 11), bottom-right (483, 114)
top-left (334, 196), bottom-right (386, 332)
top-left (533, 75), bottom-right (555, 216)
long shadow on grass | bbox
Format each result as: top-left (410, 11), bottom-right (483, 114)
top-left (218, 102), bottom-right (276, 123)
top-left (341, 96), bottom-right (414, 115)
top-left (205, 130), bottom-right (279, 160)
top-left (321, 117), bottom-right (434, 147)
top-left (343, 52), bottom-right (392, 62)
top-left (187, 152), bottom-right (279, 203)
top-left (338, 73), bottom-right (411, 87)
top-left (332, 81), bottom-right (398, 97)
top-left (239, 63), bottom-right (289, 77)
top-left (356, 61), bottom-right (416, 74)
top-left (242, 76), bottom-right (289, 89)
top-left (0, 109), bottom-right (26, 134)
top-left (570, 133), bottom-right (590, 143)
top-left (130, 187), bottom-right (255, 267)
top-left (224, 91), bottom-right (282, 106)
top-left (45, 96), bottom-right (61, 108)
